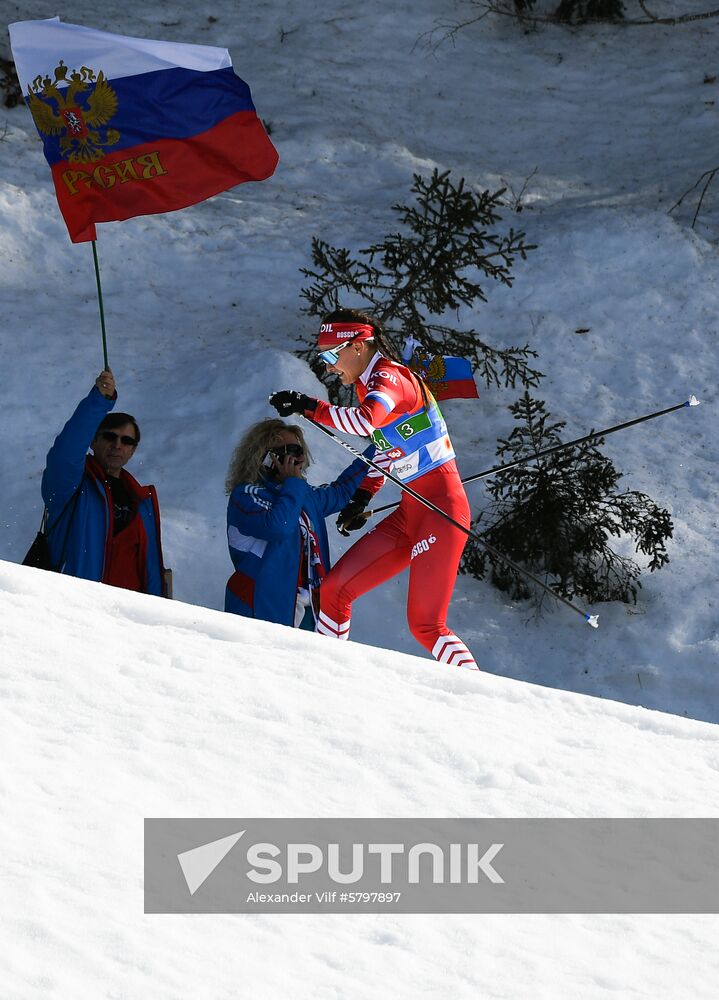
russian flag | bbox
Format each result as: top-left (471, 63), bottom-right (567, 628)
top-left (421, 354), bottom-right (480, 401)
top-left (416, 354), bottom-right (479, 402)
top-left (9, 18), bottom-right (279, 243)
top-left (402, 337), bottom-right (479, 402)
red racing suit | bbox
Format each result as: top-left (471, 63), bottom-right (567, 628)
top-left (309, 351), bottom-right (478, 670)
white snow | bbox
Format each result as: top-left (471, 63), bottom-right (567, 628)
top-left (1, 0), bottom-right (718, 996)
top-left (2, 559), bottom-right (719, 998)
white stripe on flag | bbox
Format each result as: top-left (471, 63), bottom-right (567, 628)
top-left (9, 17), bottom-right (232, 93)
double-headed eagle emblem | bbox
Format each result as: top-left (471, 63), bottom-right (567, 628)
top-left (410, 348), bottom-right (449, 397)
top-left (27, 60), bottom-right (120, 163)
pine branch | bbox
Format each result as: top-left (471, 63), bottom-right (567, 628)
top-left (462, 393), bottom-right (673, 607)
top-left (299, 169), bottom-right (541, 394)
top-left (426, 324), bottom-right (543, 389)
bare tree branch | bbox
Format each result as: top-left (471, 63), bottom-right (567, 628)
top-left (637, 1), bottom-right (719, 23)
top-left (669, 167), bottom-right (719, 228)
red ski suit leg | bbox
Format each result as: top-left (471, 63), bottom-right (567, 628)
top-left (318, 463), bottom-right (478, 668)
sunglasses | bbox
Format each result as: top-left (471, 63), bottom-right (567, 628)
top-left (272, 443), bottom-right (304, 459)
top-left (100, 430), bottom-right (138, 447)
top-left (318, 341), bottom-right (351, 365)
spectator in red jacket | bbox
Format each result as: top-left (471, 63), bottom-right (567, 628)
top-left (41, 369), bottom-right (168, 595)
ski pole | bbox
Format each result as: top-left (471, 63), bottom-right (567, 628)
top-left (366, 395), bottom-right (701, 518)
top-left (302, 416), bottom-right (600, 628)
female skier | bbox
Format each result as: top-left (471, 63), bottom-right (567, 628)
top-left (269, 308), bottom-right (478, 670)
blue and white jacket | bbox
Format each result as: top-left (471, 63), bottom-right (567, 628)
top-left (225, 453), bottom-right (371, 627)
top-left (41, 386), bottom-right (167, 596)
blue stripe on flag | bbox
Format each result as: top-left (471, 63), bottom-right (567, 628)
top-left (34, 66), bottom-right (256, 165)
top-left (438, 356), bottom-right (474, 382)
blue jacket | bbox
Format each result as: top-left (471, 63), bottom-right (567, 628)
top-left (41, 386), bottom-right (167, 596)
top-left (225, 454), bottom-right (370, 626)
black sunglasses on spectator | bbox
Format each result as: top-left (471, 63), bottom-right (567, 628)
top-left (272, 443), bottom-right (304, 459)
top-left (101, 430), bottom-right (138, 447)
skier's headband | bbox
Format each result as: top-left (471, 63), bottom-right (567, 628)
top-left (316, 322), bottom-right (375, 349)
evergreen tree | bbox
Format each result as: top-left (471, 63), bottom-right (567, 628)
top-left (511, 0), bottom-right (624, 20)
top-left (553, 0), bottom-right (624, 21)
top-left (0, 57), bottom-right (22, 108)
top-left (299, 169), bottom-right (541, 403)
top-left (461, 392), bottom-right (673, 606)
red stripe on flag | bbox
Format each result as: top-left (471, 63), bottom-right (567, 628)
top-left (431, 379), bottom-right (479, 402)
top-left (50, 110), bottom-right (278, 243)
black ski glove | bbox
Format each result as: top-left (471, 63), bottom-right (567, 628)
top-left (268, 390), bottom-right (318, 417)
top-left (336, 488), bottom-right (373, 537)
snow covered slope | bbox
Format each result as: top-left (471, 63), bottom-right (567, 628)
top-left (1, 558), bottom-right (718, 998)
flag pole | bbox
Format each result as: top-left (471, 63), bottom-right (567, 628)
top-left (91, 240), bottom-right (109, 369)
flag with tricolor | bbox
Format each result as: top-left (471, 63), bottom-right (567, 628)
top-left (8, 17), bottom-right (279, 243)
top-left (402, 336), bottom-right (479, 402)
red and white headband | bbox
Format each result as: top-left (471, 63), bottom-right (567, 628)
top-left (316, 322), bottom-right (375, 349)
